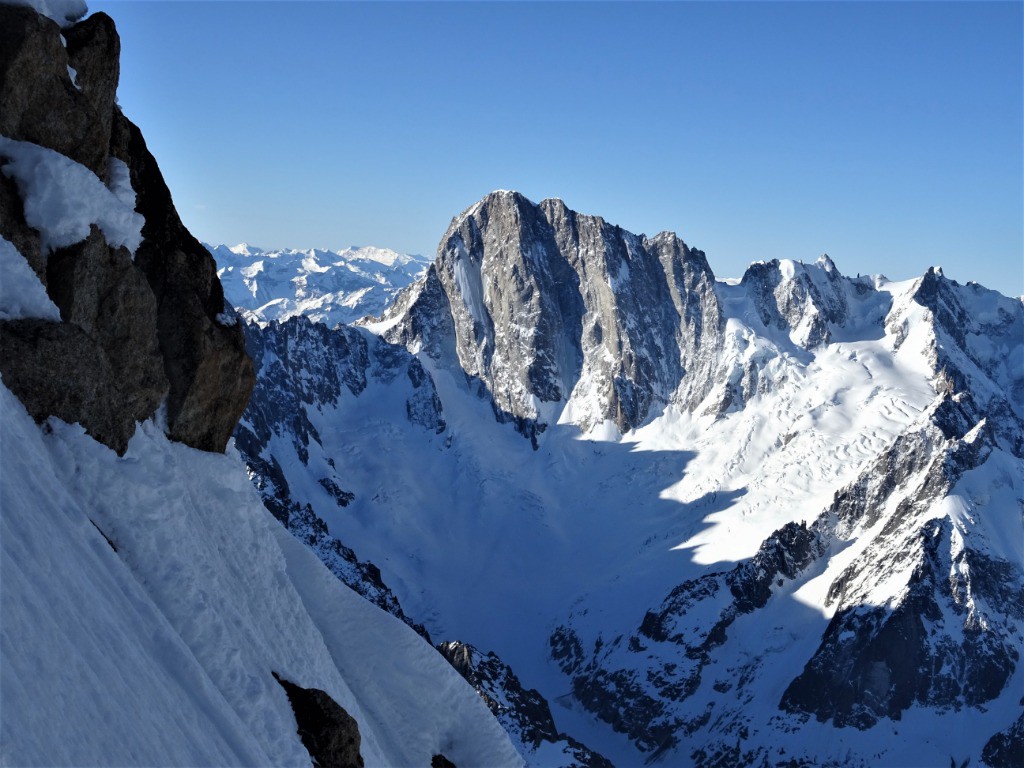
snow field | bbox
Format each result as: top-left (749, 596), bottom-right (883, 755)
top-left (0, 380), bottom-right (521, 767)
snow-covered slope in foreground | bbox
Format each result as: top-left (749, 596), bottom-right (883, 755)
top-left (0, 379), bottom-right (520, 767)
top-left (210, 242), bottom-right (430, 328)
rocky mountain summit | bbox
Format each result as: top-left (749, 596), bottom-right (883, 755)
top-left (372, 190), bottom-right (912, 442)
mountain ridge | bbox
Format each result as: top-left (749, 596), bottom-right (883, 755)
top-left (208, 241), bottom-right (430, 328)
top-left (235, 189), bottom-right (1023, 766)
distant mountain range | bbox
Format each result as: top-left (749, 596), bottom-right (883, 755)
top-left (207, 242), bottom-right (430, 327)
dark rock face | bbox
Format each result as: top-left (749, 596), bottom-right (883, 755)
top-left (438, 640), bottom-right (612, 767)
top-left (430, 755), bottom-right (456, 768)
top-left (0, 6), bottom-right (110, 178)
top-left (109, 112), bottom-right (253, 451)
top-left (783, 514), bottom-right (1024, 728)
top-left (781, 404), bottom-right (1023, 729)
top-left (0, 318), bottom-right (133, 449)
top-left (0, 226), bottom-right (165, 452)
top-left (0, 6), bottom-right (252, 454)
top-left (983, 711), bottom-right (1024, 768)
top-left (273, 673), bottom-right (364, 768)
top-left (551, 520), bottom-right (828, 752)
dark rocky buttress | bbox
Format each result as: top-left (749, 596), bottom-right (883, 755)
top-left (0, 6), bottom-right (253, 454)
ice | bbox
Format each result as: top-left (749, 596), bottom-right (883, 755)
top-left (452, 238), bottom-right (487, 327)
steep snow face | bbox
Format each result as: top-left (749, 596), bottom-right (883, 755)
top-left (0, 377), bottom-right (521, 767)
top-left (209, 243), bottom-right (430, 328)
top-left (230, 316), bottom-right (617, 766)
top-left (239, 192), bottom-right (1023, 766)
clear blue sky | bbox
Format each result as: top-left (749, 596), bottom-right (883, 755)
top-left (93, 1), bottom-right (1022, 293)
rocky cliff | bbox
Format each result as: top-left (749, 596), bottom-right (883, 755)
top-left (0, 3), bottom-right (252, 454)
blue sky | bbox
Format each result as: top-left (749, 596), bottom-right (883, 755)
top-left (94, 1), bottom-right (1022, 292)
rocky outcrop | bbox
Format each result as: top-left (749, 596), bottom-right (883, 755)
top-left (0, 5), bottom-right (252, 454)
top-left (273, 673), bottom-right (364, 768)
top-left (983, 710), bottom-right (1024, 768)
top-left (738, 255), bottom-right (857, 348)
top-left (782, 413), bottom-right (1023, 728)
top-left (108, 110), bottom-right (253, 451)
top-left (438, 640), bottom-right (612, 767)
top-left (551, 371), bottom-right (1022, 758)
top-left (551, 520), bottom-right (828, 753)
top-left (0, 5), bottom-right (108, 178)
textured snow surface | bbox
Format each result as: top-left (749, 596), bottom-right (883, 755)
top-left (209, 243), bottom-right (430, 328)
top-left (0, 0), bottom-right (86, 26)
top-left (0, 380), bottom-right (521, 767)
top-left (0, 236), bottom-right (61, 321)
top-left (0, 136), bottom-right (144, 255)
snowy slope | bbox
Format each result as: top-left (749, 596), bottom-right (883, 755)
top-left (0, 377), bottom-right (521, 767)
top-left (237, 192), bottom-right (1024, 766)
top-left (210, 242), bottom-right (430, 328)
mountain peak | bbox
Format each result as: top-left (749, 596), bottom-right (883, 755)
top-left (816, 253), bottom-right (837, 272)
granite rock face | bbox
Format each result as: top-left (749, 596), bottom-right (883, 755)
top-left (0, 5), bottom-right (252, 454)
top-left (379, 191), bottom-right (722, 436)
top-left (0, 6), bottom-right (109, 178)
